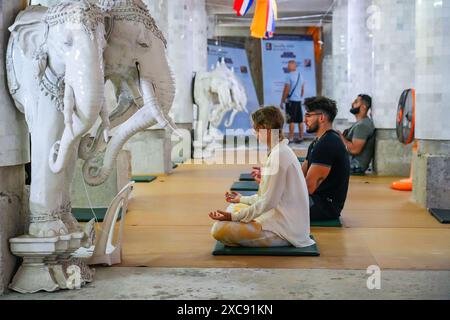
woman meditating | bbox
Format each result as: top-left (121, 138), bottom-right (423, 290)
top-left (209, 106), bottom-right (315, 248)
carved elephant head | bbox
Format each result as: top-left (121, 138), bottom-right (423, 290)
top-left (209, 61), bottom-right (248, 128)
top-left (8, 1), bottom-right (107, 175)
top-left (81, 0), bottom-right (178, 186)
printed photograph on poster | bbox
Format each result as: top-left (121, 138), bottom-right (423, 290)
top-left (261, 35), bottom-right (317, 134)
top-left (207, 41), bottom-right (260, 135)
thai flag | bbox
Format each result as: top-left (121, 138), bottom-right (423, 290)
top-left (234, 0), bottom-right (254, 16)
top-left (265, 0), bottom-right (276, 37)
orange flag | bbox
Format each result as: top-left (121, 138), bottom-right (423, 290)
top-left (251, 0), bottom-right (269, 38)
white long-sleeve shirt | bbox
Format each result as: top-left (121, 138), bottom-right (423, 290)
top-left (232, 139), bottom-right (315, 248)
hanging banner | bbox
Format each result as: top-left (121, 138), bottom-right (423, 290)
top-left (261, 35), bottom-right (317, 106)
top-left (207, 40), bottom-right (260, 135)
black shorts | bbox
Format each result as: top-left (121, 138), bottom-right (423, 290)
top-left (286, 101), bottom-right (303, 123)
top-left (309, 195), bottom-right (341, 221)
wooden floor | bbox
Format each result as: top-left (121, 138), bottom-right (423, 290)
top-left (118, 152), bottom-right (450, 270)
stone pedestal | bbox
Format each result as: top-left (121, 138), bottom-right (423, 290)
top-left (0, 166), bottom-right (27, 294)
top-left (71, 150), bottom-right (131, 209)
top-left (124, 129), bottom-right (173, 175)
top-left (374, 129), bottom-right (412, 177)
top-left (412, 140), bottom-right (450, 209)
top-left (8, 232), bottom-right (84, 294)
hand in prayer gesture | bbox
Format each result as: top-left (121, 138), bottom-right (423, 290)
top-left (209, 210), bottom-right (232, 221)
top-left (225, 191), bottom-right (241, 203)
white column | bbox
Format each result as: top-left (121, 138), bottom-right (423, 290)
top-left (0, 0), bottom-right (30, 166)
top-left (332, 0), bottom-right (350, 120)
top-left (144, 0), bottom-right (168, 37)
top-left (332, 0), bottom-right (374, 121)
top-left (347, 0), bottom-right (374, 103)
top-left (192, 1), bottom-right (207, 74)
top-left (166, 0), bottom-right (207, 124)
top-left (372, 0), bottom-right (415, 129)
top-left (0, 0), bottom-right (28, 295)
top-left (415, 0), bottom-right (450, 140)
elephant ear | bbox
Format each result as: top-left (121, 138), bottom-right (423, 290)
top-left (9, 6), bottom-right (48, 77)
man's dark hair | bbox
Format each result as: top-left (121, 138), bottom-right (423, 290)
top-left (304, 96), bottom-right (338, 122)
top-left (358, 94), bottom-right (372, 109)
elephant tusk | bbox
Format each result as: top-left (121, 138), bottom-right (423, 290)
top-left (63, 84), bottom-right (76, 138)
top-left (103, 128), bottom-right (110, 143)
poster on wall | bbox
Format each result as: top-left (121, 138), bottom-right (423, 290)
top-left (261, 35), bottom-right (317, 106)
top-left (207, 40), bottom-right (260, 135)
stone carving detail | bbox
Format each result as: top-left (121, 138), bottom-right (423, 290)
top-left (98, 0), bottom-right (167, 46)
top-left (193, 59), bottom-right (248, 158)
top-left (78, 0), bottom-right (178, 188)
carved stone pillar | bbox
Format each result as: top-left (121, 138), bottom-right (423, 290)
top-left (0, 0), bottom-right (29, 295)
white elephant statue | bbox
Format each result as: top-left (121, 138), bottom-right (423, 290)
top-left (6, 0), bottom-right (180, 294)
top-left (7, 0), bottom-right (108, 238)
top-left (78, 0), bottom-right (178, 186)
top-left (193, 59), bottom-right (248, 159)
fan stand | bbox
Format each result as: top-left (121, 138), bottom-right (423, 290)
top-left (391, 140), bottom-right (417, 191)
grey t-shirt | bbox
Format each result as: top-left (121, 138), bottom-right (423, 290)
top-left (344, 117), bottom-right (375, 172)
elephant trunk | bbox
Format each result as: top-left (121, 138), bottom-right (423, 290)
top-left (49, 44), bottom-right (104, 174)
top-left (82, 79), bottom-right (170, 186)
top-left (225, 109), bottom-right (239, 128)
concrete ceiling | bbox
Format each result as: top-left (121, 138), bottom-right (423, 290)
top-left (206, 0), bottom-right (334, 14)
top-left (206, 0), bottom-right (334, 27)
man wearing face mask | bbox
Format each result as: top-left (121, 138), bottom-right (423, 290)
top-left (338, 94), bottom-right (376, 175)
top-left (302, 97), bottom-right (350, 221)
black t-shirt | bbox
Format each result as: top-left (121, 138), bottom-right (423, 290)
top-left (306, 130), bottom-right (350, 214)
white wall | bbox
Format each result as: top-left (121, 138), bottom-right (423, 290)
top-left (372, 0), bottom-right (415, 129)
top-left (146, 0), bottom-right (207, 124)
top-left (415, 0), bottom-right (450, 141)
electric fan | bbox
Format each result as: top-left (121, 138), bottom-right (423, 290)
top-left (391, 88), bottom-right (417, 191)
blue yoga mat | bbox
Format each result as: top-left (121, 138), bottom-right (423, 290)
top-left (231, 181), bottom-right (259, 191)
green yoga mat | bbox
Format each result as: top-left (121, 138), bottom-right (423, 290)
top-left (311, 219), bottom-right (342, 227)
top-left (429, 208), bottom-right (450, 224)
top-left (298, 157), bottom-right (306, 163)
top-left (71, 207), bottom-right (123, 222)
top-left (131, 175), bottom-right (157, 183)
top-left (212, 236), bottom-right (319, 256)
top-left (231, 181), bottom-right (259, 192)
top-left (239, 173), bottom-right (255, 181)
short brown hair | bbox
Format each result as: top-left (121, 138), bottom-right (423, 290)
top-left (252, 106), bottom-right (285, 138)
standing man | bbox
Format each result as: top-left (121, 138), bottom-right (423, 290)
top-left (302, 97), bottom-right (350, 221)
top-left (338, 94), bottom-right (376, 175)
top-left (280, 60), bottom-right (305, 144)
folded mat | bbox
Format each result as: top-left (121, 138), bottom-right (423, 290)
top-left (212, 236), bottom-right (319, 256)
top-left (231, 181), bottom-right (259, 191)
top-left (131, 175), bottom-right (157, 183)
top-left (71, 207), bottom-right (124, 222)
top-left (429, 208), bottom-right (450, 224)
top-left (311, 219), bottom-right (342, 227)
top-left (239, 173), bottom-right (255, 181)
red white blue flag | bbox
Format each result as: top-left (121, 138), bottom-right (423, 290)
top-left (233, 0), bottom-right (254, 17)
